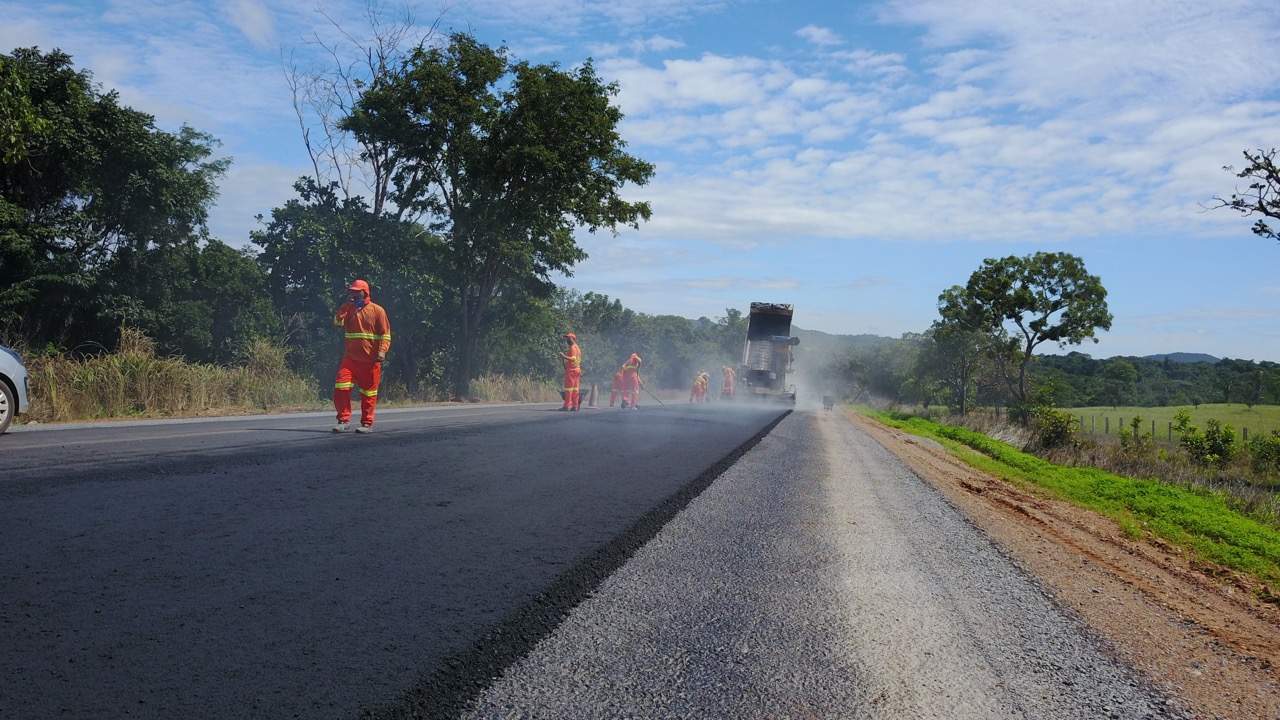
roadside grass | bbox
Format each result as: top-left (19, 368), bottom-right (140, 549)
top-left (20, 329), bottom-right (565, 425)
top-left (25, 329), bottom-right (320, 423)
top-left (1068, 404), bottom-right (1280, 439)
top-left (858, 407), bottom-right (1280, 592)
top-left (469, 374), bottom-right (562, 403)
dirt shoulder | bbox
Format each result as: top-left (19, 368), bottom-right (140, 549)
top-left (847, 410), bottom-right (1280, 720)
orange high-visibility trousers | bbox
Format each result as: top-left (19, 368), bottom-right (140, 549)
top-left (623, 374), bottom-right (641, 408)
top-left (610, 372), bottom-right (623, 406)
top-left (562, 369), bottom-right (581, 410)
top-left (334, 357), bottom-right (381, 426)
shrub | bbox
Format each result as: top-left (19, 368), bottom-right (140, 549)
top-left (1030, 406), bottom-right (1078, 449)
top-left (1119, 415), bottom-right (1155, 454)
top-left (1174, 410), bottom-right (1237, 468)
top-left (1249, 431), bottom-right (1280, 476)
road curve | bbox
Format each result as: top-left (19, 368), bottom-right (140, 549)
top-left (0, 402), bottom-right (787, 719)
top-left (464, 410), bottom-right (1184, 719)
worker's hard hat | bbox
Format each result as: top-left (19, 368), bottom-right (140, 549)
top-left (563, 332), bottom-right (577, 341)
top-left (347, 279), bottom-right (370, 294)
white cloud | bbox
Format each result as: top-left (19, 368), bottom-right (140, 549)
top-left (882, 0), bottom-right (1280, 108)
top-left (590, 2), bottom-right (1280, 251)
top-left (795, 24), bottom-right (842, 46)
top-left (634, 34), bottom-right (684, 52)
top-left (830, 48), bottom-right (908, 78)
top-left (458, 0), bottom-right (725, 33)
top-left (225, 0), bottom-right (276, 49)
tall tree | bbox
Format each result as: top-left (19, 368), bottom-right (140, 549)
top-left (940, 252), bottom-right (1112, 415)
top-left (346, 33), bottom-right (654, 396)
top-left (253, 178), bottom-right (447, 393)
top-left (1215, 148), bottom-right (1279, 244)
top-left (0, 47), bottom-right (227, 350)
top-left (922, 293), bottom-right (987, 416)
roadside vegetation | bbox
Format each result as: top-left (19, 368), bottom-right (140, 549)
top-left (23, 328), bottom-right (319, 423)
top-left (1069, 404), bottom-right (1280, 439)
top-left (20, 327), bottom-right (568, 423)
top-left (2, 32), bottom-right (747, 425)
top-left (862, 407), bottom-right (1280, 594)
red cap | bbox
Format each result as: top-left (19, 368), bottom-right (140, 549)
top-left (563, 332), bottom-right (577, 342)
top-left (347, 279), bottom-right (370, 294)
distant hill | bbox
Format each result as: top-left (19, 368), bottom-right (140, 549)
top-left (791, 326), bottom-right (894, 363)
top-left (1141, 352), bottom-right (1219, 364)
top-left (791, 328), bottom-right (1223, 367)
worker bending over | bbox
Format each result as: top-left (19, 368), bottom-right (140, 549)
top-left (690, 370), bottom-right (709, 403)
top-left (610, 367), bottom-right (624, 407)
top-left (621, 353), bottom-right (643, 409)
top-left (721, 366), bottom-right (736, 399)
top-left (333, 279), bottom-right (391, 433)
top-left (560, 332), bottom-right (582, 411)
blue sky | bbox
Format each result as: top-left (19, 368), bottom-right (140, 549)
top-left (5, 0), bottom-right (1280, 359)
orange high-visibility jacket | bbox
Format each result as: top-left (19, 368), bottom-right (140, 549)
top-left (611, 369), bottom-right (624, 391)
top-left (563, 343), bottom-right (582, 372)
top-left (622, 355), bottom-right (641, 379)
top-left (335, 300), bottom-right (391, 363)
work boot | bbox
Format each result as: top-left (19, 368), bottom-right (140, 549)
top-left (332, 422), bottom-right (350, 433)
top-left (355, 424), bottom-right (373, 434)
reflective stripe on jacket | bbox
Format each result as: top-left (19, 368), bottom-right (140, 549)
top-left (335, 301), bottom-right (391, 362)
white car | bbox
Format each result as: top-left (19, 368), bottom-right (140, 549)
top-left (0, 345), bottom-right (29, 434)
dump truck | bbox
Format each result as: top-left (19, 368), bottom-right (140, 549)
top-left (739, 302), bottom-right (798, 404)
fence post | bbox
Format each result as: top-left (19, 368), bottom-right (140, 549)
top-left (1151, 419), bottom-right (1155, 438)
top-left (1120, 417), bottom-right (1124, 434)
top-left (1243, 427), bottom-right (1249, 442)
top-left (1091, 416), bottom-right (1095, 433)
top-left (1167, 422), bottom-right (1172, 442)
top-left (1105, 417), bottom-right (1109, 434)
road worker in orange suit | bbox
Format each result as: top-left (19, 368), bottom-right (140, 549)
top-left (332, 279), bottom-right (391, 433)
top-left (621, 353), bottom-right (643, 409)
top-left (691, 370), bottom-right (711, 403)
top-left (721, 366), bottom-right (736, 399)
top-left (700, 370), bottom-right (712, 402)
top-left (609, 367), bottom-right (624, 407)
top-left (559, 332), bottom-right (582, 411)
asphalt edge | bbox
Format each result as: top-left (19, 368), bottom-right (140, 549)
top-left (362, 409), bottom-right (793, 720)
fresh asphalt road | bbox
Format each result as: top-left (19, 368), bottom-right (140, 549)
top-left (466, 411), bottom-right (1183, 720)
top-left (0, 402), bottom-right (787, 719)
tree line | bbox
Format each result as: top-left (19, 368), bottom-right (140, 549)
top-left (2, 39), bottom-right (743, 398)
top-left (818, 250), bottom-right (1279, 415)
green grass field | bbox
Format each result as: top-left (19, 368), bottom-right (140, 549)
top-left (860, 408), bottom-right (1280, 592)
top-left (1066, 403), bottom-right (1280, 439)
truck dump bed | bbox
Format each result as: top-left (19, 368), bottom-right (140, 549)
top-left (740, 302), bottom-right (797, 403)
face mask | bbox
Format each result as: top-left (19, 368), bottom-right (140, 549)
top-left (352, 295), bottom-right (366, 309)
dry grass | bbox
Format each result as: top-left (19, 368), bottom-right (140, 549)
top-left (24, 328), bottom-right (320, 423)
top-left (468, 373), bottom-right (562, 403)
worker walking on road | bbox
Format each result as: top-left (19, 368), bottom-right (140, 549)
top-left (332, 279), bottom-right (391, 433)
top-left (609, 367), bottom-right (624, 407)
top-left (559, 332), bottom-right (582, 411)
top-left (721, 366), bottom-right (736, 399)
top-left (621, 353), bottom-right (643, 409)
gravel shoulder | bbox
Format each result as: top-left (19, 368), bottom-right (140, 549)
top-left (464, 410), bottom-right (1180, 719)
top-left (850, 410), bottom-right (1280, 720)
